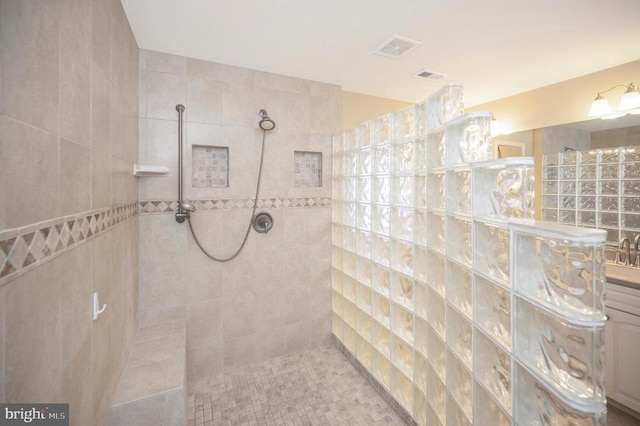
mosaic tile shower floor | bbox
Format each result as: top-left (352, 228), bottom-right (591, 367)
top-left (187, 345), bottom-right (406, 425)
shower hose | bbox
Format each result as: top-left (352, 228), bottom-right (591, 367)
top-left (186, 129), bottom-right (268, 262)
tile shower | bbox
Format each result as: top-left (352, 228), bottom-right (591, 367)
top-left (331, 85), bottom-right (608, 424)
top-left (0, 1), bottom-right (619, 423)
top-left (137, 49), bottom-right (340, 381)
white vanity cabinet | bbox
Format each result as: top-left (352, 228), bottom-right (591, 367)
top-left (605, 282), bottom-right (640, 414)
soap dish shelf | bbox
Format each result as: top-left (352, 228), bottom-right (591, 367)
top-left (133, 164), bottom-right (169, 177)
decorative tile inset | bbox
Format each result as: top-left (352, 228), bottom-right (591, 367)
top-left (192, 145), bottom-right (228, 188)
top-left (295, 151), bottom-right (323, 187)
top-left (0, 202), bottom-right (138, 286)
top-left (139, 197), bottom-right (331, 214)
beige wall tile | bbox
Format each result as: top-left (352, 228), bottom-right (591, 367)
top-left (139, 306), bottom-right (187, 328)
top-left (310, 94), bottom-right (342, 136)
top-left (146, 71), bottom-right (187, 120)
top-left (146, 50), bottom-right (188, 75)
top-left (57, 245), bottom-right (93, 368)
top-left (187, 344), bottom-right (222, 382)
top-left (139, 70), bottom-right (148, 118)
top-left (92, 65), bottom-right (112, 153)
top-left (4, 260), bottom-right (62, 402)
top-left (310, 317), bottom-right (333, 347)
top-left (187, 77), bottom-right (224, 124)
top-left (0, 116), bottom-right (59, 229)
top-left (92, 0), bottom-right (113, 79)
top-left (110, 393), bottom-right (166, 426)
top-left (147, 118), bottom-right (179, 166)
top-left (187, 299), bottom-right (223, 349)
top-left (255, 71), bottom-right (311, 95)
top-left (223, 85), bottom-right (255, 127)
top-left (283, 321), bottom-right (311, 353)
top-left (139, 166), bottom-right (178, 201)
top-left (1, 0), bottom-right (59, 133)
top-left (184, 211), bottom-right (224, 260)
top-left (91, 150), bottom-right (112, 209)
top-left (164, 389), bottom-right (185, 425)
top-left (139, 214), bottom-right (188, 264)
top-left (110, 0), bottom-right (138, 98)
top-left (254, 88), bottom-right (311, 136)
top-left (59, 0), bottom-right (92, 146)
top-left (136, 321), bottom-right (178, 342)
top-left (110, 156), bottom-right (136, 205)
top-left (278, 284), bottom-right (310, 327)
top-left (223, 329), bottom-right (287, 371)
top-left (138, 117), bottom-right (148, 164)
top-left (60, 139), bottom-right (92, 216)
top-left (139, 260), bottom-right (187, 311)
top-left (62, 338), bottom-right (93, 426)
top-left (111, 357), bottom-right (169, 405)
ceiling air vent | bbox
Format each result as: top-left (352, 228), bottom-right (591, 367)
top-left (373, 35), bottom-right (422, 58)
top-left (414, 69), bottom-right (448, 81)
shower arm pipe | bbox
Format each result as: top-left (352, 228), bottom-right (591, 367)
top-left (175, 104), bottom-right (187, 223)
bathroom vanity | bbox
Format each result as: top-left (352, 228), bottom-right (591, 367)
top-left (605, 263), bottom-right (640, 416)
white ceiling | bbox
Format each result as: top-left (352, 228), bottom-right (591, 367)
top-left (121, 0), bottom-right (640, 106)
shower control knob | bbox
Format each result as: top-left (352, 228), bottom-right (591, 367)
top-left (252, 212), bottom-right (274, 233)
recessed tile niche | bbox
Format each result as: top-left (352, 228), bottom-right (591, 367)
top-left (294, 151), bottom-right (323, 187)
top-left (192, 145), bottom-right (228, 188)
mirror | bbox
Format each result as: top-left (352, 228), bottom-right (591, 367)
top-left (515, 114), bottom-right (640, 245)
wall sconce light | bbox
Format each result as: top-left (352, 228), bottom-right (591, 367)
top-left (588, 82), bottom-right (640, 119)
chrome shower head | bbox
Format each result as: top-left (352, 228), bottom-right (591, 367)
top-left (258, 109), bottom-right (276, 131)
top-left (179, 201), bottom-right (195, 212)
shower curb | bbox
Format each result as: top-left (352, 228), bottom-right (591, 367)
top-left (332, 334), bottom-right (417, 426)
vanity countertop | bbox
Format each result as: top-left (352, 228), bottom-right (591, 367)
top-left (607, 262), bottom-right (640, 291)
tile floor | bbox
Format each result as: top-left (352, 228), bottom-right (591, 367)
top-left (187, 345), bottom-right (405, 425)
top-left (188, 344), bottom-right (640, 426)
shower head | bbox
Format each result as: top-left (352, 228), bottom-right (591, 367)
top-left (179, 201), bottom-right (195, 212)
top-left (258, 109), bottom-right (276, 131)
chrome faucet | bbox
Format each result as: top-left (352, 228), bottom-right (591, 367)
top-left (617, 238), bottom-right (631, 266)
top-left (634, 234), bottom-right (640, 266)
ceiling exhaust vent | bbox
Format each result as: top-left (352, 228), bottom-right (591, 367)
top-left (373, 35), bottom-right (422, 58)
top-left (414, 69), bottom-right (448, 81)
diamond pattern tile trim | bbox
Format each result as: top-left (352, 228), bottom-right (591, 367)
top-left (140, 197), bottom-right (331, 214)
top-left (0, 202), bottom-right (138, 286)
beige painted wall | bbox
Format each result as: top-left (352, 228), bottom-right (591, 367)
top-left (342, 91), bottom-right (413, 130)
top-left (468, 60), bottom-right (640, 134)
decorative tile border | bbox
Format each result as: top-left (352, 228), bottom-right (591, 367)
top-left (332, 334), bottom-right (417, 426)
top-left (0, 202), bottom-right (138, 286)
top-left (139, 197), bottom-right (332, 214)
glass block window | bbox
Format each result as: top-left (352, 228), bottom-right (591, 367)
top-left (192, 145), bottom-right (228, 188)
top-left (294, 151), bottom-right (322, 187)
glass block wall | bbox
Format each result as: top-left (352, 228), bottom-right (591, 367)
top-left (541, 146), bottom-right (640, 244)
top-left (332, 85), bottom-right (608, 425)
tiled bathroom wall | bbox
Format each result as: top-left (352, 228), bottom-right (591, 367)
top-left (0, 0), bottom-right (139, 425)
top-left (137, 50), bottom-right (341, 381)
